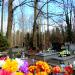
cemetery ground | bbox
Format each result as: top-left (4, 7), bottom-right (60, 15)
top-left (0, 44), bottom-right (75, 75)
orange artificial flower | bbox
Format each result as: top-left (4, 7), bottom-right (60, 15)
top-left (28, 61), bottom-right (52, 74)
top-left (36, 61), bottom-right (52, 73)
top-left (28, 66), bottom-right (36, 73)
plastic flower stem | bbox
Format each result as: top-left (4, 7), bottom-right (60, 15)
top-left (33, 69), bottom-right (36, 75)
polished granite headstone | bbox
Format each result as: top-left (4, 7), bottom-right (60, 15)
top-left (48, 55), bottom-right (75, 66)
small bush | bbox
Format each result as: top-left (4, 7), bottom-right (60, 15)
top-left (0, 33), bottom-right (8, 52)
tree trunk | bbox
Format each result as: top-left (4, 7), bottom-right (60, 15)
top-left (33, 0), bottom-right (38, 49)
top-left (6, 0), bottom-right (13, 48)
top-left (1, 0), bottom-right (4, 34)
top-left (63, 0), bottom-right (72, 43)
top-left (46, 0), bottom-right (50, 49)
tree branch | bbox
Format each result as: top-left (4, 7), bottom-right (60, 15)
top-left (13, 0), bottom-right (33, 11)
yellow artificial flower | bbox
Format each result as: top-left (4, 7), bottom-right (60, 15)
top-left (27, 72), bottom-right (33, 75)
top-left (2, 58), bottom-right (18, 72)
top-left (13, 72), bottom-right (24, 75)
top-left (36, 72), bottom-right (48, 75)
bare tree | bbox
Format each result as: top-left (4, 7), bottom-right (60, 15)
top-left (62, 0), bottom-right (73, 43)
top-left (33, 0), bottom-right (38, 49)
top-left (18, 9), bottom-right (27, 47)
top-left (6, 0), bottom-right (33, 48)
top-left (1, 0), bottom-right (4, 34)
top-left (6, 0), bottom-right (13, 47)
top-left (6, 0), bottom-right (75, 48)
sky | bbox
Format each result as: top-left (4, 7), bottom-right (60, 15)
top-left (13, 0), bottom-right (64, 31)
top-left (0, 0), bottom-right (75, 33)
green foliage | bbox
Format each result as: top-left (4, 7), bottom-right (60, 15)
top-left (0, 33), bottom-right (9, 51)
top-left (16, 51), bottom-right (21, 58)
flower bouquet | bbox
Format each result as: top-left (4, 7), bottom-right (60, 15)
top-left (28, 61), bottom-right (52, 75)
top-left (64, 66), bottom-right (73, 75)
top-left (0, 56), bottom-right (74, 75)
top-left (0, 57), bottom-right (52, 75)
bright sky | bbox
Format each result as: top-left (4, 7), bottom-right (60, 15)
top-left (0, 0), bottom-right (75, 33)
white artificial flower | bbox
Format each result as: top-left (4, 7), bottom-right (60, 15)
top-left (15, 58), bottom-right (24, 68)
top-left (0, 60), bottom-right (5, 67)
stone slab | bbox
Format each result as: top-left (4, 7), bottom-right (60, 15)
top-left (48, 55), bottom-right (75, 66)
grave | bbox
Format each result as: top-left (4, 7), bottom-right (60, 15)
top-left (25, 48), bottom-right (75, 66)
top-left (35, 52), bottom-right (56, 61)
top-left (35, 52), bottom-right (75, 66)
top-left (48, 55), bottom-right (75, 66)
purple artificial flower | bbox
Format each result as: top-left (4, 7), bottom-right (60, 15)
top-left (24, 60), bottom-right (29, 67)
top-left (19, 60), bottom-right (29, 73)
